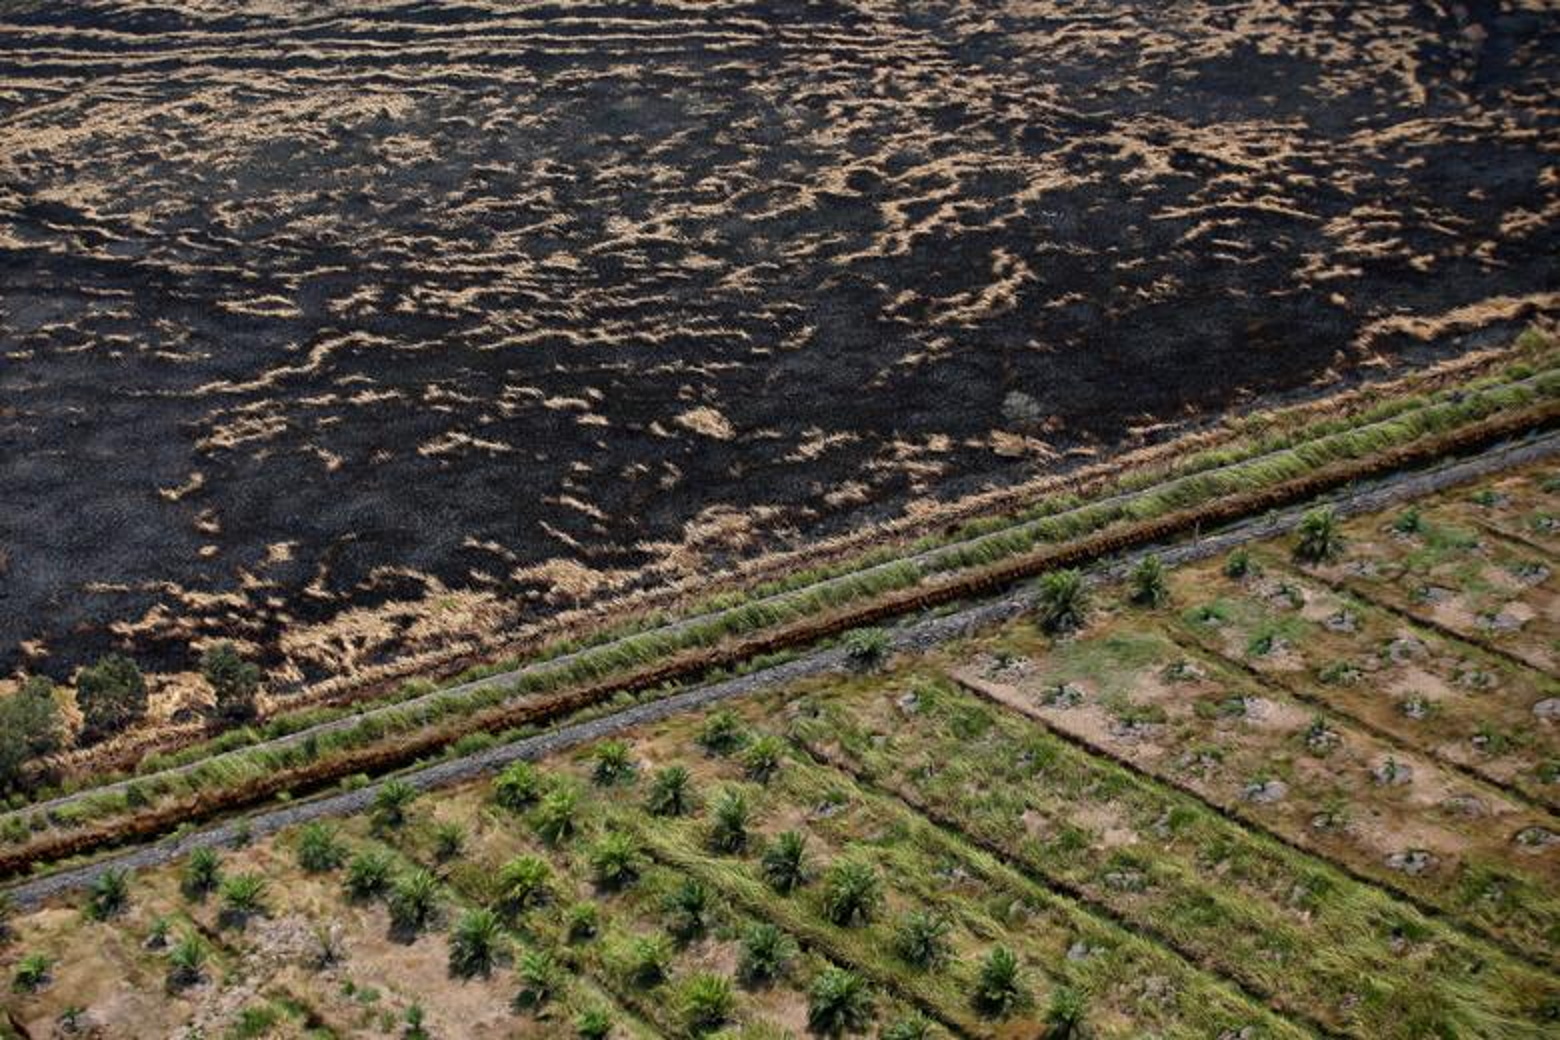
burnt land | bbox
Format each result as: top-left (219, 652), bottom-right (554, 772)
top-left (1, 0), bottom-right (1557, 691)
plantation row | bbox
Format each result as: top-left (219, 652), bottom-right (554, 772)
top-left (2, 353), bottom-right (1557, 874)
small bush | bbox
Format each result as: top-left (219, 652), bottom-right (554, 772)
top-left (881, 1015), bottom-right (932, 1040)
top-left (591, 740), bottom-right (635, 786)
top-left (1045, 986), bottom-right (1088, 1038)
top-left (12, 952), bottom-right (51, 992)
top-left (201, 642), bottom-right (262, 723)
top-left (533, 788), bottom-right (578, 846)
top-left (663, 879), bottom-right (712, 943)
top-left (76, 654), bottom-right (147, 744)
top-left (0, 676), bottom-right (61, 790)
top-left (645, 765), bottom-right (694, 817)
top-left (1128, 555), bottom-right (1169, 608)
top-left (1223, 548), bottom-right (1253, 579)
top-left (627, 934), bottom-right (673, 987)
top-left (737, 922), bottom-right (794, 986)
top-left (574, 1006), bottom-right (613, 1039)
top-left (493, 761), bottom-right (542, 810)
top-left (219, 873), bottom-right (268, 925)
top-left (296, 822), bottom-right (346, 873)
top-left (433, 821), bottom-right (466, 861)
top-left (822, 860), bottom-right (881, 927)
top-left (761, 831), bottom-right (810, 894)
top-left (892, 911), bottom-right (950, 969)
top-left (166, 931), bottom-right (208, 991)
top-left (373, 779), bottom-right (418, 829)
top-left (1294, 505), bottom-right (1344, 563)
top-left (388, 870), bottom-right (440, 935)
top-left (85, 868), bottom-right (130, 921)
top-left (589, 833), bottom-right (642, 890)
top-left (514, 949), bottom-right (560, 1010)
top-left (741, 735), bottom-right (786, 783)
top-left (1035, 570), bottom-right (1088, 635)
top-left (448, 908), bottom-right (504, 979)
top-left (566, 901), bottom-right (600, 941)
top-left (708, 789), bottom-right (750, 854)
top-left (344, 849), bottom-right (394, 901)
top-left (843, 627), bottom-right (891, 671)
top-left (807, 968), bottom-right (873, 1036)
top-left (496, 855), bottom-right (552, 912)
top-left (678, 972), bottom-right (735, 1034)
top-left (183, 846), bottom-right (222, 898)
top-left (972, 946), bottom-right (1028, 1018)
top-left (697, 710), bottom-right (747, 755)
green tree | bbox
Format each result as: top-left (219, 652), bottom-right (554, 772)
top-left (0, 676), bottom-right (61, 790)
top-left (972, 946), bottom-right (1027, 1018)
top-left (1294, 505), bottom-right (1344, 563)
top-left (807, 968), bottom-right (873, 1036)
top-left (389, 870), bottom-right (440, 935)
top-left (627, 934), bottom-right (673, 986)
top-left (533, 788), bottom-right (578, 845)
top-left (493, 760), bottom-right (542, 810)
top-left (760, 831), bottom-right (810, 894)
top-left (433, 821), bottom-right (466, 861)
top-left (76, 654), bottom-right (147, 743)
top-left (344, 849), bottom-right (394, 901)
top-left (591, 740), bottom-right (635, 786)
top-left (1128, 555), bottom-right (1169, 608)
top-left (645, 764), bottom-right (694, 816)
top-left (514, 949), bottom-right (560, 1010)
top-left (296, 821), bottom-right (347, 873)
top-left (448, 908), bottom-right (504, 979)
top-left (574, 1007), bottom-right (613, 1039)
top-left (678, 972), bottom-right (735, 1034)
top-left (822, 860), bottom-right (881, 927)
top-left (1035, 570), bottom-right (1089, 635)
top-left (707, 789), bottom-right (750, 854)
top-left (200, 642), bottom-right (261, 722)
top-left (737, 922), bottom-right (794, 986)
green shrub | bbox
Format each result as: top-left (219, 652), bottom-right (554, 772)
top-left (0, 676), bottom-right (61, 790)
top-left (166, 932), bottom-right (207, 990)
top-left (843, 628), bottom-right (891, 671)
top-left (697, 710), bottom-right (747, 755)
top-left (881, 1014), bottom-right (932, 1040)
top-left (533, 788), bottom-right (578, 845)
top-left (1294, 506), bottom-right (1344, 563)
top-left (373, 779), bottom-right (418, 829)
top-left (296, 822), bottom-right (346, 873)
top-left (76, 655), bottom-right (147, 744)
top-left (1223, 548), bottom-right (1253, 579)
top-left (741, 735), bottom-right (785, 783)
top-left (201, 642), bottom-right (262, 722)
top-left (496, 855), bottom-right (552, 912)
top-left (646, 765), bottom-right (694, 816)
top-left (761, 831), bottom-right (810, 893)
top-left (433, 821), bottom-right (466, 861)
top-left (892, 910), bottom-right (950, 969)
top-left (1035, 570), bottom-right (1088, 634)
top-left (589, 833), bottom-right (642, 890)
top-left (493, 761), bottom-right (542, 810)
top-left (1045, 986), bottom-right (1087, 1038)
top-left (737, 922), bottom-right (794, 986)
top-left (708, 789), bottom-right (750, 854)
top-left (344, 849), bottom-right (394, 900)
top-left (1128, 555), bottom-right (1169, 608)
top-left (972, 946), bottom-right (1027, 1018)
top-left (663, 879), bottom-right (711, 943)
top-left (219, 873), bottom-right (268, 924)
top-left (448, 908), bottom-right (504, 979)
top-left (591, 740), bottom-right (635, 786)
top-left (11, 952), bottom-right (51, 992)
top-left (678, 972), bottom-right (735, 1034)
top-left (182, 846), bottom-right (222, 898)
top-left (574, 1006), bottom-right (613, 1039)
top-left (627, 934), bottom-right (673, 986)
top-left (388, 870), bottom-right (439, 934)
top-left (85, 868), bottom-right (130, 921)
top-left (514, 949), bottom-right (560, 1010)
top-left (807, 968), bottom-right (873, 1036)
top-left (566, 901), bottom-right (600, 941)
top-left (822, 860), bottom-right (881, 927)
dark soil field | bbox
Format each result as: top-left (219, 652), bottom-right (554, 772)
top-left (2, 0), bottom-right (1557, 691)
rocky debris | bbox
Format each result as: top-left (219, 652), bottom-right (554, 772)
top-left (1040, 683), bottom-right (1086, 709)
top-left (1066, 941), bottom-right (1091, 962)
top-left (1310, 810), bottom-right (1346, 832)
top-left (1510, 561), bottom-right (1550, 585)
top-left (1324, 610), bottom-right (1359, 633)
top-left (1514, 826), bottom-right (1558, 851)
top-left (1399, 695), bottom-right (1431, 721)
top-left (1162, 659), bottom-right (1206, 683)
top-left (1533, 698), bottom-right (1560, 721)
top-left (1373, 759), bottom-right (1413, 786)
top-left (1454, 665), bottom-right (1496, 691)
top-left (1242, 779), bottom-right (1289, 804)
top-left (1479, 610), bottom-right (1525, 633)
top-left (1217, 1029), bottom-right (1257, 1040)
top-left (1345, 561), bottom-right (1380, 579)
top-left (1110, 718), bottom-right (1161, 742)
top-left (1265, 582), bottom-right (1306, 610)
top-left (1385, 849), bottom-right (1438, 876)
top-left (895, 690), bottom-right (920, 715)
top-left (1441, 794), bottom-right (1486, 818)
top-left (1383, 636), bottom-right (1427, 663)
top-left (1304, 720), bottom-right (1340, 753)
top-left (1412, 584), bottom-right (1455, 605)
top-left (1104, 869), bottom-right (1147, 892)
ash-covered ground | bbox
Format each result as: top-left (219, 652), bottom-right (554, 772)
top-left (1, 0), bottom-right (1556, 690)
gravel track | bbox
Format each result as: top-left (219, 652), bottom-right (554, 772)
top-left (5, 430), bottom-right (1558, 908)
top-left (9, 379), bottom-right (1551, 830)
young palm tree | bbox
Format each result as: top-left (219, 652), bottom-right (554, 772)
top-left (807, 968), bottom-right (873, 1036)
top-left (182, 846), bottom-right (222, 898)
top-left (388, 869), bottom-right (440, 935)
top-left (741, 735), bottom-right (785, 783)
top-left (218, 873), bottom-right (268, 926)
top-left (85, 868), bottom-right (130, 921)
top-left (433, 821), bottom-right (466, 861)
top-left (1035, 569), bottom-right (1089, 635)
top-left (574, 1006), bottom-right (613, 1040)
top-left (565, 901), bottom-right (600, 942)
top-left (843, 627), bottom-right (891, 672)
top-left (514, 948), bottom-right (560, 1010)
top-left (678, 972), bottom-right (735, 1034)
top-left (589, 833), bottom-right (642, 891)
top-left (662, 878), bottom-right (711, 943)
top-left (707, 789), bottom-right (750, 854)
top-left (373, 779), bottom-right (419, 829)
top-left (166, 931), bottom-right (208, 990)
top-left (645, 764), bottom-right (694, 816)
top-left (697, 710), bottom-right (747, 756)
top-left (821, 860), bottom-right (881, 927)
top-left (532, 787), bottom-right (578, 846)
top-left (1045, 986), bottom-right (1088, 1039)
top-left (880, 1015), bottom-right (932, 1040)
top-left (344, 849), bottom-right (394, 901)
top-left (448, 907), bottom-right (504, 979)
top-left (972, 946), bottom-right (1027, 1018)
top-left (892, 911), bottom-right (950, 969)
top-left (1128, 554), bottom-right (1169, 608)
top-left (495, 855), bottom-right (552, 913)
top-left (1294, 505), bottom-right (1344, 563)
top-left (760, 831), bottom-right (810, 894)
top-left (493, 760), bottom-right (542, 810)
top-left (296, 821), bottom-right (346, 873)
top-left (627, 934), bottom-right (672, 987)
top-left (591, 740), bottom-right (635, 786)
top-left (11, 952), bottom-right (51, 993)
top-left (737, 922), bottom-right (795, 987)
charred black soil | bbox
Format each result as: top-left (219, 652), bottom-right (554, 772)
top-left (1, 1), bottom-right (1557, 690)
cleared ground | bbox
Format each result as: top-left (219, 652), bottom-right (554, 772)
top-left (2, 0), bottom-right (1558, 695)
